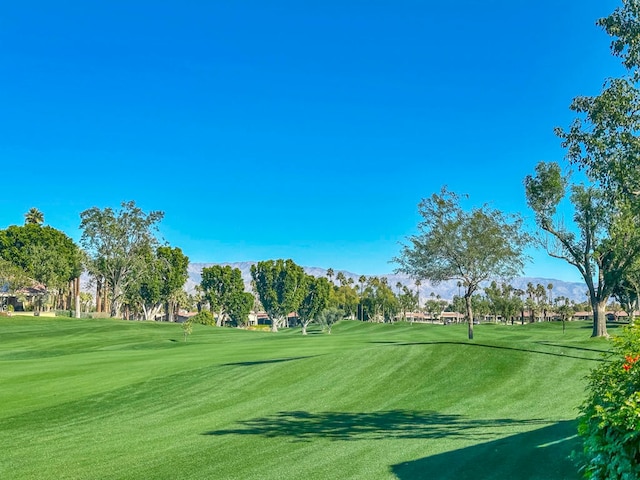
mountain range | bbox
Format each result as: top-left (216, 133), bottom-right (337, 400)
top-left (186, 262), bottom-right (589, 304)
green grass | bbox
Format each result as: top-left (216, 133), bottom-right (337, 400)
top-left (0, 317), bottom-right (611, 479)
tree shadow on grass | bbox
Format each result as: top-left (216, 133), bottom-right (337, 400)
top-left (391, 420), bottom-right (581, 480)
top-left (222, 356), bottom-right (317, 367)
top-left (203, 410), bottom-right (547, 442)
top-left (535, 341), bottom-right (609, 355)
top-left (391, 341), bottom-right (604, 362)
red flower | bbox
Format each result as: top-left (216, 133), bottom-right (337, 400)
top-left (623, 363), bottom-right (632, 371)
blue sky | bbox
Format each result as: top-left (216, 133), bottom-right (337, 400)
top-left (0, 0), bottom-right (624, 282)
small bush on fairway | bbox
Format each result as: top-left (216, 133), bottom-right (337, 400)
top-left (578, 325), bottom-right (640, 479)
top-left (191, 310), bottom-right (214, 325)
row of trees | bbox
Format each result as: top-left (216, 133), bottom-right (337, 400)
top-left (0, 202), bottom-right (191, 321)
top-left (4, 2), bottom-right (640, 342)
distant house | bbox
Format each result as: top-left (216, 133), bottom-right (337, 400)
top-left (441, 311), bottom-right (465, 324)
top-left (0, 284), bottom-right (48, 312)
top-left (572, 311), bottom-right (593, 321)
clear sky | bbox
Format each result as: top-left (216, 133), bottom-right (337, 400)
top-left (0, 0), bottom-right (625, 282)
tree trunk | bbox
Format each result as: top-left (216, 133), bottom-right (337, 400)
top-left (167, 301), bottom-right (175, 322)
top-left (301, 322), bottom-right (308, 335)
top-left (465, 294), bottom-right (474, 340)
top-left (592, 301), bottom-right (609, 337)
top-left (270, 316), bottom-right (279, 332)
top-left (96, 278), bottom-right (102, 313)
top-left (215, 309), bottom-right (224, 327)
top-left (74, 278), bottom-right (81, 318)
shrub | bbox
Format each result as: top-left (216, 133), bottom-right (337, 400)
top-left (577, 325), bottom-right (640, 479)
top-left (191, 310), bottom-right (215, 326)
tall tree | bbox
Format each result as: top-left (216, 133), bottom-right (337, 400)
top-left (131, 246), bottom-right (189, 321)
top-left (250, 259), bottom-right (307, 332)
top-left (540, 2), bottom-right (640, 336)
top-left (361, 276), bottom-right (398, 323)
top-left (394, 188), bottom-right (529, 339)
top-left (201, 265), bottom-right (251, 327)
top-left (398, 285), bottom-right (419, 322)
top-left (157, 246), bottom-right (189, 322)
top-left (358, 275), bottom-right (367, 321)
top-left (0, 224), bottom-right (82, 310)
top-left (326, 268), bottom-right (334, 284)
top-left (485, 281), bottom-right (522, 324)
top-left (525, 162), bottom-right (640, 336)
top-left (297, 275), bottom-right (331, 335)
top-left (24, 208), bottom-right (44, 225)
top-left (79, 201), bottom-right (164, 318)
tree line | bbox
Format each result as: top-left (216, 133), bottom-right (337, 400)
top-left (3, 3), bottom-right (640, 341)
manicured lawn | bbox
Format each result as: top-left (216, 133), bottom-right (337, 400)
top-left (0, 317), bottom-right (611, 479)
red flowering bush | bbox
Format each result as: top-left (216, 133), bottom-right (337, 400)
top-left (578, 325), bottom-right (640, 479)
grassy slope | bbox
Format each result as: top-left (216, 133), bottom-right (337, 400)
top-left (0, 317), bottom-right (611, 479)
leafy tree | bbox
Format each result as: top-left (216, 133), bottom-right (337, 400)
top-left (557, 0), bottom-right (640, 198)
top-left (554, 296), bottom-right (575, 333)
top-left (471, 294), bottom-right (490, 323)
top-left (484, 281), bottom-right (523, 324)
top-left (361, 276), bottom-right (398, 323)
top-left (24, 208), bottom-right (44, 225)
top-left (394, 188), bottom-right (529, 339)
top-left (297, 275), bottom-right (331, 335)
top-left (398, 286), bottom-right (419, 322)
top-left (424, 292), bottom-right (445, 323)
top-left (79, 292), bottom-right (93, 313)
top-left (182, 319), bottom-right (193, 342)
top-left (226, 289), bottom-right (254, 327)
top-left (329, 283), bottom-right (359, 319)
top-left (538, 2), bottom-right (640, 337)
top-left (157, 246), bottom-right (189, 322)
top-left (0, 224), bottom-right (82, 310)
top-left (0, 258), bottom-right (30, 293)
top-left (612, 272), bottom-right (640, 325)
top-left (525, 162), bottom-right (640, 336)
top-left (201, 265), bottom-right (251, 327)
top-left (318, 306), bottom-right (343, 334)
top-left (250, 259), bottom-right (307, 332)
top-left (124, 246), bottom-right (189, 321)
top-left (80, 201), bottom-right (164, 318)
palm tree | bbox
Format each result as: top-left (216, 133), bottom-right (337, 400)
top-left (24, 208), bottom-right (44, 225)
top-left (358, 275), bottom-right (366, 321)
top-left (326, 268), bottom-right (334, 284)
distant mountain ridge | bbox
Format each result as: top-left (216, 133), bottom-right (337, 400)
top-left (186, 262), bottom-right (589, 304)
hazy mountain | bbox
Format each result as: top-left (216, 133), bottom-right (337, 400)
top-left (186, 262), bottom-right (589, 304)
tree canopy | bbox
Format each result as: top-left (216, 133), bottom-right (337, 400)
top-left (0, 224), bottom-right (82, 292)
top-left (526, 1), bottom-right (640, 337)
top-left (80, 201), bottom-right (164, 317)
top-left (297, 275), bottom-right (331, 335)
top-left (525, 162), bottom-right (640, 336)
top-left (200, 265), bottom-right (253, 327)
top-left (394, 187), bottom-right (529, 339)
top-left (250, 259), bottom-right (307, 332)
